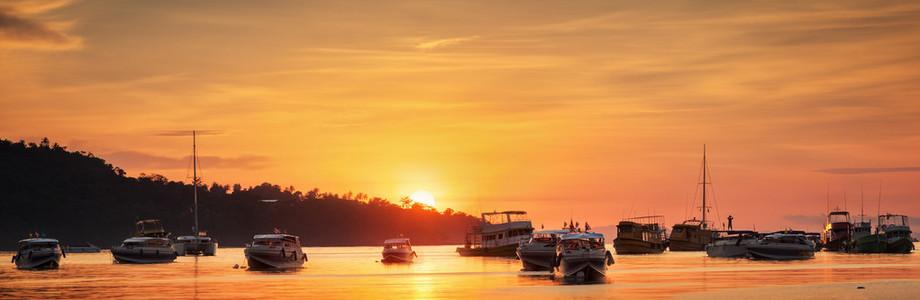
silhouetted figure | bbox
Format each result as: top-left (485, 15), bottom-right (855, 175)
top-left (727, 215), bottom-right (734, 230)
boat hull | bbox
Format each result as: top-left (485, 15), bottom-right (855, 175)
top-left (745, 245), bottom-right (814, 260)
top-left (111, 247), bottom-right (177, 264)
top-left (14, 250), bottom-right (62, 269)
top-left (456, 243), bottom-right (519, 257)
top-left (706, 239), bottom-right (755, 258)
top-left (381, 249), bottom-right (416, 263)
top-left (553, 250), bottom-right (610, 282)
top-left (668, 239), bottom-right (707, 251)
top-left (850, 234), bottom-right (887, 253)
top-left (245, 247), bottom-right (306, 270)
top-left (885, 237), bottom-right (914, 254)
top-left (176, 241), bottom-right (218, 256)
top-left (516, 247), bottom-right (556, 271)
top-left (613, 238), bottom-right (666, 254)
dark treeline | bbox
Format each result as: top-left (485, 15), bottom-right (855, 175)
top-left (0, 138), bottom-right (479, 250)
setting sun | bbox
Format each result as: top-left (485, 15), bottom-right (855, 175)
top-left (409, 191), bottom-right (436, 207)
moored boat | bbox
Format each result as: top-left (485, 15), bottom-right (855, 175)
top-left (12, 238), bottom-right (65, 269)
top-left (823, 211), bottom-right (852, 251)
top-left (245, 234), bottom-right (307, 269)
top-left (457, 211), bottom-right (534, 257)
top-left (613, 215), bottom-right (668, 254)
top-left (705, 230), bottom-right (759, 258)
top-left (668, 146), bottom-right (718, 251)
top-left (878, 214), bottom-right (914, 254)
top-left (63, 242), bottom-right (101, 253)
top-left (381, 238), bottom-right (416, 263)
top-left (517, 229), bottom-right (571, 271)
top-left (111, 219), bottom-right (177, 264)
top-left (745, 233), bottom-right (815, 260)
top-left (175, 131), bottom-right (218, 256)
top-left (552, 232), bottom-right (614, 282)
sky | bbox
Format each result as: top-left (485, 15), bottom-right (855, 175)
top-left (2, 0), bottom-right (920, 232)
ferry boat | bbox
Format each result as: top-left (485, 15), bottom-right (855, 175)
top-left (705, 230), bottom-right (759, 258)
top-left (12, 238), bottom-right (64, 269)
top-left (613, 215), bottom-right (668, 254)
top-left (245, 234), bottom-right (307, 269)
top-left (381, 238), bottom-right (417, 263)
top-left (517, 229), bottom-right (571, 271)
top-left (111, 219), bottom-right (177, 264)
top-left (668, 146), bottom-right (717, 251)
top-left (744, 233), bottom-right (815, 260)
top-left (878, 214), bottom-right (914, 253)
top-left (175, 131), bottom-right (218, 256)
top-left (457, 211), bottom-right (534, 257)
top-left (552, 232), bottom-right (614, 282)
top-left (823, 210), bottom-right (852, 251)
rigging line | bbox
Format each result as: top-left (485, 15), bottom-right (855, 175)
top-left (690, 153), bottom-right (704, 220)
top-left (706, 158), bottom-right (722, 229)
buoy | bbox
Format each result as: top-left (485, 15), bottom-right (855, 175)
top-left (857, 286), bottom-right (865, 289)
top-left (233, 264), bottom-right (239, 269)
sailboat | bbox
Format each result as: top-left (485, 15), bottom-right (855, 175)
top-left (667, 145), bottom-right (717, 251)
top-left (175, 130), bottom-right (218, 256)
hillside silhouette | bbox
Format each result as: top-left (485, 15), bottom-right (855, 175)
top-left (0, 138), bottom-right (479, 250)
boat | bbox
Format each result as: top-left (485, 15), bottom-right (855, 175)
top-left (175, 130), bottom-right (218, 256)
top-left (613, 215), bottom-right (668, 254)
top-left (111, 219), bottom-right (177, 264)
top-left (381, 238), bottom-right (417, 263)
top-left (517, 229), bottom-right (571, 271)
top-left (244, 233), bottom-right (307, 269)
top-left (456, 211), bottom-right (534, 257)
top-left (705, 230), bottom-right (759, 258)
top-left (12, 238), bottom-right (64, 269)
top-left (63, 242), bottom-right (101, 253)
top-left (552, 232), bottom-right (614, 282)
top-left (744, 233), bottom-right (815, 260)
top-left (668, 146), bottom-right (717, 251)
top-left (823, 210), bottom-right (852, 251)
top-left (804, 232), bottom-right (824, 251)
top-left (878, 214), bottom-right (914, 254)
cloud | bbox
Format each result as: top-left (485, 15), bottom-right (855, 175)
top-left (783, 214), bottom-right (825, 226)
top-left (103, 151), bottom-right (271, 170)
top-left (414, 35), bottom-right (480, 51)
top-left (816, 167), bottom-right (920, 174)
top-left (0, 0), bottom-right (81, 50)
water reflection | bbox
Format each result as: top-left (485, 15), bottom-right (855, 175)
top-left (0, 244), bottom-right (918, 298)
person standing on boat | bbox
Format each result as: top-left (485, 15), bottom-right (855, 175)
top-left (727, 215), bottom-right (734, 230)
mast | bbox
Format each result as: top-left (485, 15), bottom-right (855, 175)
top-left (701, 144), bottom-right (707, 228)
top-left (193, 130), bottom-right (199, 236)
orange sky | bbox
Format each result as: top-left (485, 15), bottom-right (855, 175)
top-left (2, 0), bottom-right (920, 232)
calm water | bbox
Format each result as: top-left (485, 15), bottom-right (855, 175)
top-left (2, 244), bottom-right (919, 299)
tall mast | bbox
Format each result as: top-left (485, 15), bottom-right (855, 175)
top-left (193, 130), bottom-right (199, 235)
top-left (702, 144), bottom-right (707, 227)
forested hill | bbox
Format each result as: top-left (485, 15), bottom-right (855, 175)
top-left (0, 138), bottom-right (480, 250)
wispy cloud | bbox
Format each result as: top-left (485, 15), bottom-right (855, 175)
top-left (0, 0), bottom-right (81, 50)
top-left (816, 167), bottom-right (920, 174)
top-left (783, 215), bottom-right (825, 226)
top-left (415, 35), bottom-right (480, 51)
top-left (104, 151), bottom-right (271, 171)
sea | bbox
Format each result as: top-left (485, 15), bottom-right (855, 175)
top-left (2, 244), bottom-right (919, 299)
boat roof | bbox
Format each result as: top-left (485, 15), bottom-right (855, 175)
top-left (533, 229), bottom-right (572, 235)
top-left (19, 238), bottom-right (59, 244)
top-left (384, 238), bottom-right (410, 244)
top-left (253, 234), bottom-right (298, 240)
top-left (715, 230), bottom-right (758, 235)
top-left (123, 237), bottom-right (170, 243)
top-left (828, 211), bottom-right (850, 216)
top-left (764, 233), bottom-right (805, 238)
top-left (177, 235), bottom-right (211, 240)
top-left (560, 232), bottom-right (604, 240)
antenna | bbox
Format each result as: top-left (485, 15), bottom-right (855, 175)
top-left (860, 185), bottom-right (864, 223)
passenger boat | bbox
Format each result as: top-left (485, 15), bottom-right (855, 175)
top-left (552, 232), bottom-right (614, 282)
top-left (823, 210), bottom-right (852, 251)
top-left (63, 242), bottom-right (101, 253)
top-left (111, 219), bottom-right (177, 264)
top-left (668, 146), bottom-right (717, 251)
top-left (381, 238), bottom-right (417, 263)
top-left (744, 233), bottom-right (815, 260)
top-left (878, 214), bottom-right (914, 254)
top-left (245, 234), bottom-right (307, 269)
top-left (175, 131), bottom-right (218, 256)
top-left (457, 211), bottom-right (534, 257)
top-left (12, 238), bottom-right (64, 269)
top-left (517, 229), bottom-right (571, 271)
top-left (613, 215), bottom-right (668, 254)
top-left (705, 230), bottom-right (759, 258)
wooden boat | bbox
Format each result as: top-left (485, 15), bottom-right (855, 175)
top-left (613, 215), bottom-right (667, 254)
top-left (668, 146), bottom-right (717, 251)
top-left (878, 214), bottom-right (914, 254)
top-left (12, 238), bottom-right (64, 269)
top-left (457, 211), bottom-right (534, 257)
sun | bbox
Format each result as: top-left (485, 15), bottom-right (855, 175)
top-left (409, 190), bottom-right (436, 207)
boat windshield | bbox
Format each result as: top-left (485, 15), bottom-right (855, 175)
top-left (482, 211), bottom-right (529, 224)
top-left (763, 235), bottom-right (808, 245)
top-left (879, 215), bottom-right (909, 227)
top-left (560, 238), bottom-right (604, 250)
top-left (828, 212), bottom-right (849, 224)
top-left (384, 244), bottom-right (410, 249)
top-left (19, 242), bottom-right (58, 251)
top-left (530, 233), bottom-right (557, 243)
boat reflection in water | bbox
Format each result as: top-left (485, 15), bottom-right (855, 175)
top-left (552, 232), bottom-right (614, 283)
top-left (244, 234), bottom-right (307, 270)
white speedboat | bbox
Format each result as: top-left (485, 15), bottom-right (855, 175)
top-left (245, 234), bottom-right (307, 269)
top-left (381, 238), bottom-right (416, 263)
top-left (111, 237), bottom-right (178, 264)
top-left (175, 235), bottom-right (218, 256)
top-left (744, 233), bottom-right (815, 260)
top-left (12, 238), bottom-right (64, 269)
top-left (517, 229), bottom-right (570, 271)
top-left (705, 231), bottom-right (759, 258)
top-left (553, 233), bottom-right (614, 282)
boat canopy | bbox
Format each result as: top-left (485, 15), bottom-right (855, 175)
top-left (561, 233), bottom-right (605, 240)
top-left (482, 211), bottom-right (530, 224)
top-left (123, 237), bottom-right (170, 243)
top-left (879, 214), bottom-right (909, 227)
top-left (384, 238), bottom-right (410, 245)
top-left (177, 235), bottom-right (212, 242)
top-left (18, 238), bottom-right (60, 244)
top-left (253, 234), bottom-right (299, 242)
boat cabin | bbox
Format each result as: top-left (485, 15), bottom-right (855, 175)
top-left (18, 238), bottom-right (61, 252)
top-left (761, 234), bottom-right (811, 245)
top-left (879, 214), bottom-right (911, 237)
top-left (121, 237), bottom-right (172, 248)
top-left (528, 230), bottom-right (571, 243)
top-left (135, 219), bottom-right (169, 238)
top-left (251, 234), bottom-right (301, 248)
top-left (559, 233), bottom-right (606, 250)
top-left (384, 238), bottom-right (411, 249)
